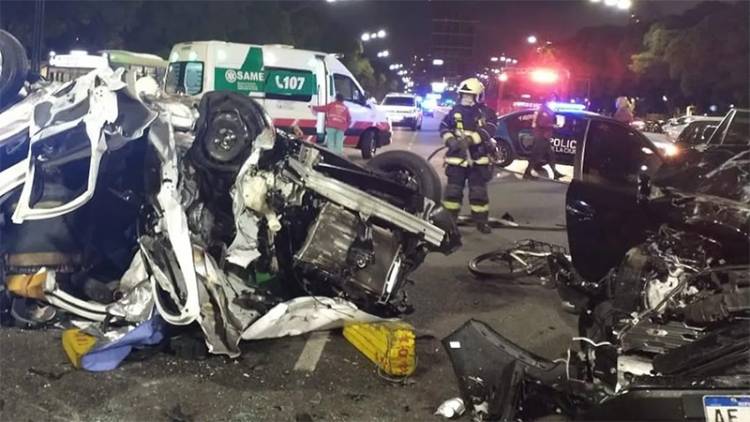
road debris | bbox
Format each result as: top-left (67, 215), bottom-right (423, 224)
top-left (343, 321), bottom-right (416, 377)
top-left (434, 397), bottom-right (465, 419)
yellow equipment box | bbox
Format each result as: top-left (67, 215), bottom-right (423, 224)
top-left (343, 321), bottom-right (416, 377)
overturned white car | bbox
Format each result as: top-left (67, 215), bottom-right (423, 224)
top-left (0, 30), bottom-right (459, 358)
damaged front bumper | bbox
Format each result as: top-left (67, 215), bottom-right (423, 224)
top-left (443, 320), bottom-right (750, 421)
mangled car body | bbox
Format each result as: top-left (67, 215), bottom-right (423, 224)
top-left (0, 30), bottom-right (459, 358)
top-left (445, 114), bottom-right (750, 421)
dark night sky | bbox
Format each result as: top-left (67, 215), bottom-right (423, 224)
top-left (326, 0), bottom-right (707, 62)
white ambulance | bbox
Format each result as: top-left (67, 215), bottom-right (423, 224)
top-left (165, 41), bottom-right (391, 158)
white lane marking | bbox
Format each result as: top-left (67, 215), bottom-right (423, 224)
top-left (407, 131), bottom-right (418, 151)
top-left (293, 331), bottom-right (330, 372)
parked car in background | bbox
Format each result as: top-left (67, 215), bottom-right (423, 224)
top-left (379, 93), bottom-right (423, 131)
top-left (663, 115), bottom-right (722, 142)
top-left (701, 108), bottom-right (750, 150)
top-left (675, 119), bottom-right (718, 148)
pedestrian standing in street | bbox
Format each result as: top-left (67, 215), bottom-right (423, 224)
top-left (524, 96), bottom-right (564, 180)
top-left (614, 96), bottom-right (634, 124)
top-left (440, 78), bottom-right (496, 234)
top-left (311, 93), bottom-right (351, 155)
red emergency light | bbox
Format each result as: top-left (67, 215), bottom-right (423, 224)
top-left (530, 68), bottom-right (558, 84)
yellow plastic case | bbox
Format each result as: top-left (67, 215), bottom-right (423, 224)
top-left (343, 321), bottom-right (416, 377)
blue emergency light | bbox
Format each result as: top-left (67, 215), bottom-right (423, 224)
top-left (548, 101), bottom-right (586, 112)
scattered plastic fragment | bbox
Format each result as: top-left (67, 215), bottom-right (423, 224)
top-left (62, 328), bottom-right (97, 368)
top-left (79, 315), bottom-right (165, 371)
top-left (435, 397), bottom-right (465, 419)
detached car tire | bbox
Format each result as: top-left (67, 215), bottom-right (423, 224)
top-left (0, 30), bottom-right (29, 106)
top-left (360, 130), bottom-right (377, 159)
top-left (367, 150), bottom-right (442, 204)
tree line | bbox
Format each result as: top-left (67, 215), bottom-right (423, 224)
top-left (559, 0), bottom-right (748, 115)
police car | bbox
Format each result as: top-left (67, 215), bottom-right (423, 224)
top-left (493, 103), bottom-right (593, 168)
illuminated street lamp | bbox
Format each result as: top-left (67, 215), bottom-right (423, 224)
top-left (604, 0), bottom-right (617, 6)
top-left (616, 0), bottom-right (632, 9)
top-left (432, 58), bottom-right (444, 66)
top-left (490, 56), bottom-right (499, 62)
top-left (512, 59), bottom-right (518, 64)
top-left (377, 29), bottom-right (387, 38)
top-left (500, 55), bottom-right (507, 62)
top-left (361, 33), bottom-right (370, 42)
top-left (527, 35), bottom-right (538, 44)
top-left (377, 50), bottom-right (390, 58)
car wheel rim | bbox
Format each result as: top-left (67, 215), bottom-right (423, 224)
top-left (391, 169), bottom-right (419, 191)
top-left (498, 144), bottom-right (510, 163)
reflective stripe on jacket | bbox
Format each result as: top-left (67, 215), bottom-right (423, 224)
top-left (439, 104), bottom-right (495, 166)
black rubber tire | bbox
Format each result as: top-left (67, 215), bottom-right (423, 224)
top-left (359, 130), bottom-right (376, 159)
top-left (0, 30), bottom-right (30, 107)
top-left (366, 150), bottom-right (442, 203)
top-left (494, 138), bottom-right (514, 167)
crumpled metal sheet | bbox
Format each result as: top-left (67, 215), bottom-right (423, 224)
top-left (241, 296), bottom-right (386, 340)
top-left (106, 253), bottom-right (153, 323)
top-left (194, 251), bottom-right (260, 357)
top-left (0, 84), bottom-right (59, 144)
top-left (10, 68), bottom-right (138, 223)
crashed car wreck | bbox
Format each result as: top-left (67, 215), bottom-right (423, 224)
top-left (444, 115), bottom-right (750, 421)
top-left (0, 33), bottom-right (459, 363)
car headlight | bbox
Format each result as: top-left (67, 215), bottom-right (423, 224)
top-left (663, 143), bottom-right (680, 157)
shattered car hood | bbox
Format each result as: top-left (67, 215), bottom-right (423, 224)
top-left (652, 148), bottom-right (750, 245)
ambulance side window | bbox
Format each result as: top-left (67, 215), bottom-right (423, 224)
top-left (333, 74), bottom-right (363, 104)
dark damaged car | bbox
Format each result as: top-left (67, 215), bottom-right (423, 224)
top-left (444, 112), bottom-right (750, 421)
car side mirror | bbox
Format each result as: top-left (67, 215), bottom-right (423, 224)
top-left (637, 173), bottom-right (651, 205)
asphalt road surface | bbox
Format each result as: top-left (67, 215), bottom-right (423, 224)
top-left (0, 114), bottom-right (577, 422)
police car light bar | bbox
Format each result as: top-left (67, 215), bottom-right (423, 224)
top-left (548, 101), bottom-right (586, 112)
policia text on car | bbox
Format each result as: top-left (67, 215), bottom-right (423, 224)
top-left (440, 78), bottom-right (498, 234)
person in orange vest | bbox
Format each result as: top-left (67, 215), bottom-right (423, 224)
top-left (311, 93), bottom-right (351, 155)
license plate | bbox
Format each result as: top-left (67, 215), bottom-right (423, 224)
top-left (703, 395), bottom-right (750, 422)
top-left (389, 115), bottom-right (403, 122)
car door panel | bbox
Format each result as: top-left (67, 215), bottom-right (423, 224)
top-left (566, 119), bottom-right (663, 282)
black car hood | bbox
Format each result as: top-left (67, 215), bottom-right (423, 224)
top-left (655, 148), bottom-right (750, 204)
top-left (652, 148), bottom-right (750, 259)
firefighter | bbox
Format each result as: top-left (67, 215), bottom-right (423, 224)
top-left (524, 96), bottom-right (564, 180)
top-left (440, 77), bottom-right (495, 234)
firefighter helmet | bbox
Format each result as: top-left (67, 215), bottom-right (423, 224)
top-left (457, 78), bottom-right (485, 96)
